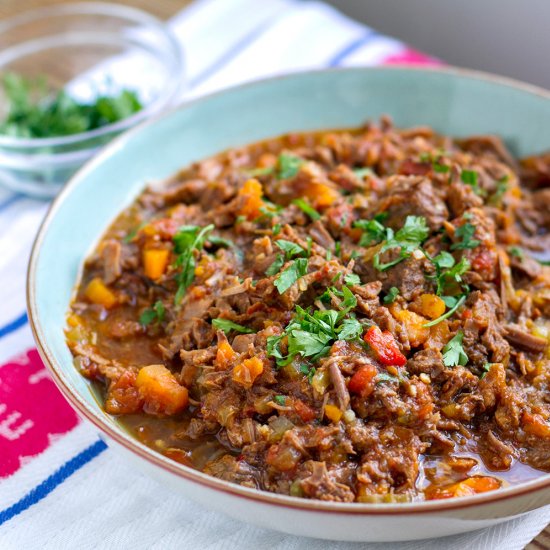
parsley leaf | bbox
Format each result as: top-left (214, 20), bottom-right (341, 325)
top-left (442, 331), bottom-right (468, 367)
top-left (273, 395), bottom-right (286, 406)
top-left (207, 235), bottom-right (234, 248)
top-left (0, 72), bottom-right (143, 138)
top-left (383, 287), bottom-right (399, 304)
top-left (353, 218), bottom-right (386, 246)
top-left (299, 364), bottom-right (316, 383)
top-left (274, 258), bottom-right (308, 294)
top-left (353, 167), bottom-right (375, 179)
top-left (139, 300), bottom-right (165, 326)
top-left (374, 216), bottom-right (429, 271)
top-left (265, 254), bottom-right (285, 276)
top-left (275, 239), bottom-right (306, 259)
top-left (272, 223), bottom-right (282, 236)
top-left (246, 166), bottom-right (275, 177)
top-left (212, 319), bottom-right (254, 334)
top-left (173, 224), bottom-right (214, 304)
top-left (278, 153), bottom-right (305, 179)
top-left (292, 198), bottom-right (321, 221)
top-left (423, 294), bottom-right (466, 328)
top-left (344, 273), bottom-right (361, 286)
top-left (267, 296), bottom-right (362, 366)
top-left (460, 170), bottom-right (485, 196)
top-left (338, 317), bottom-right (363, 340)
top-left (489, 175), bottom-right (509, 206)
top-left (508, 246), bottom-right (523, 259)
top-left (451, 223), bottom-right (481, 250)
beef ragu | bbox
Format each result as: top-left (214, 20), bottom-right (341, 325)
top-left (66, 117), bottom-right (550, 502)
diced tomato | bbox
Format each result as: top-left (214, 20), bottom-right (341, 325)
top-left (363, 326), bottom-right (407, 366)
top-left (294, 399), bottom-right (317, 422)
top-left (348, 364), bottom-right (377, 397)
top-left (105, 370), bottom-right (143, 414)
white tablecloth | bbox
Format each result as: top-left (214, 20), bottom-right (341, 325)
top-left (0, 0), bottom-right (548, 548)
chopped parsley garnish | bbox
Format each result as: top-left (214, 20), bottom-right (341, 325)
top-left (272, 223), bottom-right (282, 236)
top-left (267, 292), bottom-right (360, 366)
top-left (344, 273), bottom-right (361, 286)
top-left (275, 239), bottom-right (306, 259)
top-left (538, 259), bottom-right (550, 266)
top-left (273, 395), bottom-right (287, 406)
top-left (139, 300), bottom-right (165, 326)
top-left (299, 364), bottom-right (316, 383)
top-left (508, 246), bottom-right (523, 259)
top-left (383, 287), bottom-right (400, 304)
top-left (460, 170), bottom-right (484, 196)
top-left (353, 218), bottom-right (386, 246)
top-left (353, 167), bottom-right (375, 178)
top-left (212, 318), bottom-right (254, 334)
top-left (373, 216), bottom-right (430, 271)
top-left (292, 198), bottom-right (321, 221)
top-left (246, 166), bottom-right (275, 177)
top-left (442, 331), bottom-right (468, 367)
top-left (430, 253), bottom-right (471, 296)
top-left (423, 294), bottom-right (466, 328)
top-left (274, 258), bottom-right (308, 294)
top-left (451, 222), bottom-right (481, 250)
top-left (334, 241), bottom-right (341, 257)
top-left (173, 224), bottom-right (214, 304)
top-left (277, 153), bottom-right (305, 179)
top-left (489, 175), bottom-right (509, 206)
top-left (0, 72), bottom-right (142, 138)
top-left (265, 254), bottom-right (285, 276)
top-left (207, 235), bottom-right (234, 248)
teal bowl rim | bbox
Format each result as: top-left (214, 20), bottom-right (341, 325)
top-left (27, 65), bottom-right (550, 515)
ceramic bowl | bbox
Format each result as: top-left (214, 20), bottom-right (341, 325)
top-left (28, 66), bottom-right (550, 542)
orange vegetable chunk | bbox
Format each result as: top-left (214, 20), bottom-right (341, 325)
top-left (84, 277), bottom-right (117, 309)
top-left (232, 357), bottom-right (264, 388)
top-left (136, 364), bottom-right (189, 415)
top-left (143, 248), bottom-right (170, 280)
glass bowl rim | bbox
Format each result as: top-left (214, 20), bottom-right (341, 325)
top-left (0, 1), bottom-right (185, 150)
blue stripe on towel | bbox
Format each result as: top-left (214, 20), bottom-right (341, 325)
top-left (0, 439), bottom-right (107, 526)
top-left (327, 29), bottom-right (379, 67)
top-left (0, 312), bottom-right (28, 339)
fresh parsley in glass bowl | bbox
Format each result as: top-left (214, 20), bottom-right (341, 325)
top-left (0, 3), bottom-right (184, 198)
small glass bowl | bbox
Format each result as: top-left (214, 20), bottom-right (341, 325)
top-left (0, 2), bottom-right (185, 198)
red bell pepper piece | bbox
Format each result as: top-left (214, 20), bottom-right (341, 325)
top-left (348, 364), bottom-right (377, 397)
top-left (363, 326), bottom-right (407, 366)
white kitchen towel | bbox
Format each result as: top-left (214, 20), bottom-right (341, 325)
top-left (0, 0), bottom-right (548, 548)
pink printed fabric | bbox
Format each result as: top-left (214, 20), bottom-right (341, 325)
top-left (1, 1), bottom-right (548, 548)
top-left (0, 350), bottom-right (78, 478)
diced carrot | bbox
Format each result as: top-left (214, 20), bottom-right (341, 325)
top-left (425, 476), bottom-right (501, 500)
top-left (143, 248), bottom-right (170, 280)
top-left (216, 340), bottom-right (236, 370)
top-left (232, 357), bottom-right (264, 388)
top-left (348, 364), bottom-right (377, 397)
top-left (135, 364), bottom-right (189, 415)
top-left (304, 182), bottom-right (340, 208)
top-left (394, 309), bottom-right (430, 347)
top-left (522, 412), bottom-right (550, 438)
top-left (85, 277), bottom-right (117, 309)
top-left (238, 178), bottom-right (264, 220)
top-left (66, 314), bottom-right (82, 328)
top-left (294, 399), bottom-right (317, 422)
top-left (324, 404), bottom-right (343, 423)
top-left (418, 294), bottom-right (446, 320)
